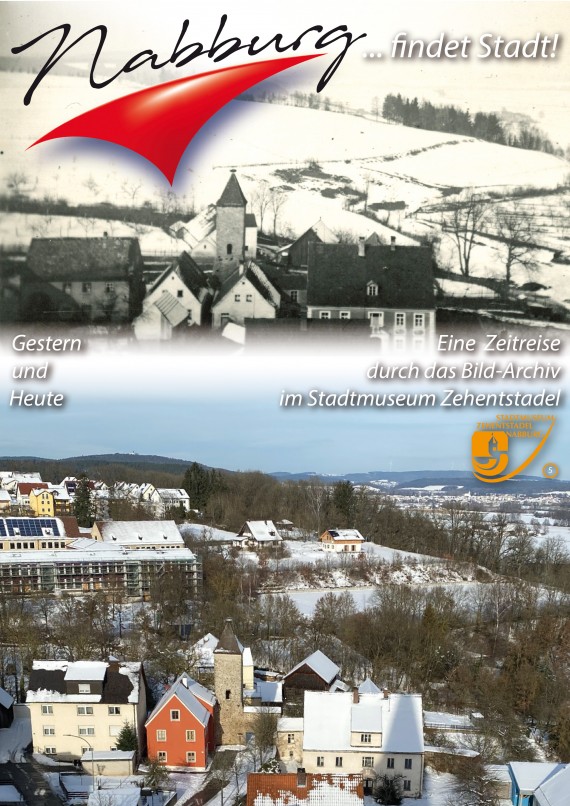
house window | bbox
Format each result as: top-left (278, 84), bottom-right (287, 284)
top-left (413, 313), bottom-right (424, 328)
top-left (226, 244), bottom-right (233, 255)
top-left (413, 337), bottom-right (424, 350)
top-left (79, 726), bottom-right (95, 736)
top-left (368, 311), bottom-right (384, 326)
top-left (157, 751), bottom-right (167, 763)
top-left (405, 758), bottom-right (413, 769)
top-left (287, 734), bottom-right (295, 744)
top-left (246, 294), bottom-right (253, 302)
top-left (316, 757), bottom-right (324, 767)
top-left (177, 290), bottom-right (183, 298)
top-left (403, 781), bottom-right (411, 792)
top-left (361, 733), bottom-right (372, 743)
top-left (234, 294), bottom-right (241, 302)
top-left (395, 312), bottom-right (405, 327)
top-left (387, 758), bottom-right (394, 769)
top-left (82, 282), bottom-right (91, 294)
top-left (335, 757), bottom-right (343, 768)
top-left (340, 311), bottom-right (350, 320)
top-left (394, 336), bottom-right (406, 350)
top-left (41, 705), bottom-right (53, 715)
top-left (44, 747), bottom-right (57, 755)
top-left (170, 710), bottom-right (180, 721)
top-left (109, 726), bottom-right (121, 737)
top-left (77, 706), bottom-right (94, 715)
top-left (105, 282), bottom-right (115, 294)
top-left (186, 751), bottom-right (196, 763)
top-left (362, 757), bottom-right (374, 768)
top-left (108, 706), bottom-right (121, 715)
top-left (78, 684), bottom-right (91, 694)
top-left (186, 730), bottom-right (196, 742)
top-left (43, 726), bottom-right (55, 735)
top-left (290, 290), bottom-right (298, 302)
top-left (156, 730), bottom-right (167, 742)
top-left (367, 282), bottom-right (378, 296)
top-left (319, 311), bottom-right (330, 319)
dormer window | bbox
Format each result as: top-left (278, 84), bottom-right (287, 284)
top-left (367, 282), bottom-right (378, 296)
top-left (78, 683), bottom-right (91, 694)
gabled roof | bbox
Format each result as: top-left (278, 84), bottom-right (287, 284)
top-left (322, 529), bottom-right (365, 543)
top-left (145, 674), bottom-right (212, 727)
top-left (247, 773), bottom-right (364, 806)
top-left (307, 242), bottom-right (434, 309)
top-left (214, 263), bottom-right (278, 309)
top-left (358, 677), bottom-right (381, 695)
top-left (18, 482), bottom-right (49, 495)
top-left (217, 172), bottom-right (247, 207)
top-left (245, 213), bottom-right (258, 228)
top-left (285, 650), bottom-right (339, 684)
top-left (148, 252), bottom-right (209, 299)
top-left (27, 237), bottom-right (142, 280)
top-left (238, 521), bottom-right (282, 543)
top-left (509, 762), bottom-right (567, 794)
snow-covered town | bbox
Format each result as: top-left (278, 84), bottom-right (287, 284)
top-left (0, 460), bottom-right (568, 805)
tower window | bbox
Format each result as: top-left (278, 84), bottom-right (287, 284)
top-left (226, 244), bottom-right (233, 256)
top-left (225, 689), bottom-right (231, 700)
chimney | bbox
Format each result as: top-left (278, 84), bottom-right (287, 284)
top-left (297, 768), bottom-right (307, 788)
top-left (238, 262), bottom-right (245, 276)
top-left (358, 237), bottom-right (366, 258)
top-left (390, 236), bottom-right (396, 251)
top-left (353, 687), bottom-right (359, 704)
top-left (383, 688), bottom-right (390, 700)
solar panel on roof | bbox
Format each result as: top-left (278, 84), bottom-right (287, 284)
top-left (0, 521), bottom-right (6, 537)
top-left (5, 518), bottom-right (60, 537)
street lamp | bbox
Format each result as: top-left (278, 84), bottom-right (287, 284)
top-left (64, 733), bottom-right (96, 791)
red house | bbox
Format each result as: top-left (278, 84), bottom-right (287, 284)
top-left (145, 673), bottom-right (217, 770)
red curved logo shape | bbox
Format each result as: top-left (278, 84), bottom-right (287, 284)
top-left (29, 54), bottom-right (322, 184)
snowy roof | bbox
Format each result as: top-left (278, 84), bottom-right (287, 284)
top-left (358, 678), bottom-right (381, 695)
top-left (0, 545), bottom-right (195, 563)
top-left (87, 789), bottom-right (141, 806)
top-left (535, 764), bottom-right (570, 806)
top-left (96, 520), bottom-right (184, 545)
top-left (330, 680), bottom-right (351, 693)
top-left (0, 785), bottom-right (23, 803)
top-left (64, 662), bottom-right (107, 682)
top-left (286, 650), bottom-right (339, 684)
top-left (0, 686), bottom-right (14, 709)
top-left (247, 773), bottom-right (363, 806)
top-left (350, 699), bottom-right (383, 734)
top-left (277, 717), bottom-right (304, 732)
top-left (82, 750), bottom-right (135, 761)
top-left (146, 674), bottom-right (213, 728)
top-left (322, 529), bottom-right (365, 542)
top-left (28, 660), bottom-right (142, 704)
top-left (303, 692), bottom-right (423, 754)
top-left (255, 680), bottom-right (283, 705)
top-left (509, 762), bottom-right (567, 794)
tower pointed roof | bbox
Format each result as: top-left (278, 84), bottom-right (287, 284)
top-left (217, 171), bottom-right (247, 207)
top-left (214, 618), bottom-right (243, 655)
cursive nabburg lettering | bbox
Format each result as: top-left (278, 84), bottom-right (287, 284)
top-left (12, 15), bottom-right (367, 105)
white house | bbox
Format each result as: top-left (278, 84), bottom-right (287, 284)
top-left (211, 263), bottom-right (281, 329)
top-left (301, 688), bottom-right (424, 797)
top-left (234, 520), bottom-right (283, 549)
top-left (27, 659), bottom-right (147, 759)
top-left (319, 529), bottom-right (365, 553)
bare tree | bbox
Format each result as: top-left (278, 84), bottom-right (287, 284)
top-left (494, 202), bottom-right (536, 287)
top-left (250, 182), bottom-right (272, 233)
top-left (269, 188), bottom-right (287, 237)
top-left (443, 189), bottom-right (488, 277)
top-left (6, 171), bottom-right (30, 196)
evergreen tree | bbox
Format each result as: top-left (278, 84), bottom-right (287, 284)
top-left (74, 474), bottom-right (95, 527)
top-left (144, 757), bottom-right (171, 792)
top-left (115, 721), bottom-right (138, 752)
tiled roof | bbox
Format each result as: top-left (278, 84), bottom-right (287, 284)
top-left (154, 291), bottom-right (189, 326)
top-left (247, 773), bottom-right (364, 806)
top-left (217, 172), bottom-right (247, 207)
top-left (145, 673), bottom-right (212, 728)
top-left (285, 651), bottom-right (339, 684)
top-left (306, 242), bottom-right (434, 309)
top-left (27, 237), bottom-right (142, 281)
top-left (245, 213), bottom-right (258, 228)
top-left (148, 252), bottom-right (208, 298)
top-left (18, 482), bottom-right (49, 495)
top-left (214, 264), bottom-right (277, 308)
top-left (215, 620), bottom-right (242, 655)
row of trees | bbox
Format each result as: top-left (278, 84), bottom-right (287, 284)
top-left (382, 93), bottom-right (562, 156)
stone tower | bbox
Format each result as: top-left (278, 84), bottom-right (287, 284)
top-left (214, 618), bottom-right (244, 745)
top-left (216, 170), bottom-right (247, 270)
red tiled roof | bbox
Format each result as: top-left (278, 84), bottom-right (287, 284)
top-left (246, 773), bottom-right (364, 806)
